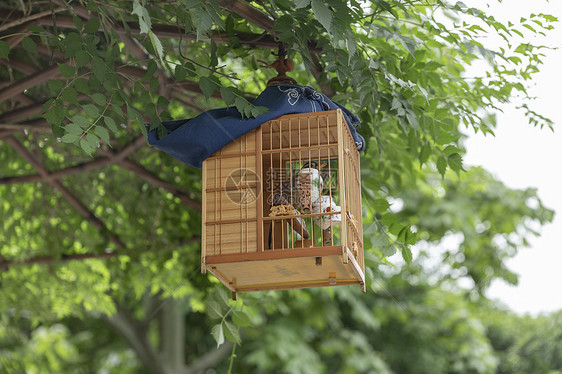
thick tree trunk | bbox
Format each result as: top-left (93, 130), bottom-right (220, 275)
top-left (104, 297), bottom-right (233, 374)
top-left (160, 298), bottom-right (185, 373)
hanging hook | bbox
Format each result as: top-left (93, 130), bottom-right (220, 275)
top-left (264, 42), bottom-right (297, 86)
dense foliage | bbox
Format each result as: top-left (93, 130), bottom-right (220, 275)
top-left (0, 0), bottom-right (559, 372)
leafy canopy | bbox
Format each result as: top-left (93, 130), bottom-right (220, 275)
top-left (0, 0), bottom-right (557, 371)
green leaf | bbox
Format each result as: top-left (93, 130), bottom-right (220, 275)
top-left (95, 126), bottom-right (110, 144)
top-left (72, 15), bottom-right (83, 30)
top-left (60, 133), bottom-right (79, 143)
top-left (375, 0), bottom-right (396, 16)
top-left (447, 153), bottom-right (464, 172)
top-left (80, 138), bottom-right (93, 155)
top-left (143, 60), bottom-right (157, 80)
top-left (388, 222), bottom-right (403, 236)
top-left (232, 310), bottom-right (252, 327)
top-left (420, 142), bottom-right (431, 165)
top-left (44, 101), bottom-right (65, 125)
top-left (62, 87), bottom-right (79, 105)
top-left (132, 0), bottom-right (152, 34)
top-left (381, 244), bottom-right (397, 257)
top-left (311, 0), bottom-right (333, 33)
top-left (22, 37), bottom-right (37, 54)
top-left (436, 155), bottom-right (447, 177)
top-left (65, 123), bottom-right (83, 135)
top-left (45, 105), bottom-right (65, 126)
top-left (91, 56), bottom-right (106, 82)
top-left (48, 80), bottom-right (63, 93)
top-left (183, 62), bottom-right (196, 76)
top-left (64, 32), bottom-right (82, 57)
top-left (399, 36), bottom-right (417, 57)
top-left (406, 110), bottom-right (418, 131)
top-left (148, 116), bottom-right (161, 131)
top-left (210, 40), bottom-right (218, 67)
top-left (82, 104), bottom-right (100, 118)
top-left (380, 213), bottom-right (397, 226)
top-left (222, 321), bottom-right (241, 344)
top-left (104, 116), bottom-right (119, 133)
top-left (174, 66), bottom-right (186, 81)
top-left (0, 40), bottom-right (9, 60)
top-left (234, 96), bottom-right (251, 118)
top-left (211, 323), bottom-right (225, 347)
top-left (75, 50), bottom-right (90, 68)
top-left (148, 31), bottom-right (164, 61)
top-left (443, 145), bottom-right (460, 156)
top-left (138, 120), bottom-right (148, 138)
top-left (220, 86), bottom-right (236, 106)
top-left (198, 76), bottom-right (216, 100)
top-left (193, 7), bottom-right (213, 40)
top-left (75, 78), bottom-right (90, 94)
top-left (157, 96), bottom-right (169, 109)
top-left (295, 0), bottom-right (311, 9)
top-left (90, 93), bottom-right (106, 106)
top-left (251, 105), bottom-right (269, 117)
top-left (84, 17), bottom-right (100, 34)
top-left (86, 133), bottom-right (100, 148)
top-left (216, 287), bottom-right (230, 306)
top-left (71, 115), bottom-right (91, 129)
top-left (206, 300), bottom-right (223, 319)
top-left (401, 246), bottom-right (413, 264)
top-left (225, 14), bottom-right (234, 35)
top-left (435, 130), bottom-right (457, 145)
top-left (373, 198), bottom-right (390, 212)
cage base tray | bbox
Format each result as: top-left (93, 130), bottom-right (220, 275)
top-left (203, 246), bottom-right (365, 293)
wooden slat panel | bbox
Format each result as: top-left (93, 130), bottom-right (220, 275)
top-left (217, 130), bottom-right (256, 155)
top-left (205, 155), bottom-right (257, 188)
top-left (205, 190), bottom-right (257, 222)
top-left (216, 222), bottom-right (257, 254)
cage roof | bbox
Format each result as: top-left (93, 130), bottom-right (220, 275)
top-left (147, 84), bottom-right (365, 168)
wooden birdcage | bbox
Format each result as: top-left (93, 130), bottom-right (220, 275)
top-left (201, 109), bottom-right (364, 297)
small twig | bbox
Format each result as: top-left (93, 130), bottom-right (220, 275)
top-left (48, 0), bottom-right (58, 64)
top-left (227, 343), bottom-right (237, 374)
top-left (176, 19), bottom-right (240, 81)
top-left (0, 7), bottom-right (66, 33)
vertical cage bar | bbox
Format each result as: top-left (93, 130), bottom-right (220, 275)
top-left (256, 127), bottom-right (263, 252)
top-left (336, 111), bottom-right (348, 262)
top-left (214, 158), bottom-right (219, 255)
top-left (240, 137), bottom-right (243, 254)
top-left (201, 160), bottom-right (208, 273)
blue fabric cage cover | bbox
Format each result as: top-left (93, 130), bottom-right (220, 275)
top-left (147, 84), bottom-right (365, 168)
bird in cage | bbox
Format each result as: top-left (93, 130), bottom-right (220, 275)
top-left (269, 174), bottom-right (310, 242)
top-left (297, 161), bottom-right (323, 213)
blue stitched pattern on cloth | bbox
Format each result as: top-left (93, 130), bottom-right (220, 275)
top-left (147, 84), bottom-right (366, 168)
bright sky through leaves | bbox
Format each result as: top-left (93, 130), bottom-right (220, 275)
top-left (464, 0), bottom-right (562, 314)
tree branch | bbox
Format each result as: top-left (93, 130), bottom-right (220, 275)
top-left (97, 147), bottom-right (202, 211)
top-left (217, 0), bottom-right (275, 31)
top-left (0, 236), bottom-right (200, 268)
top-left (0, 119), bottom-right (51, 132)
top-left (31, 13), bottom-right (321, 52)
top-left (0, 100), bottom-right (44, 123)
top-left (5, 135), bottom-right (126, 249)
top-left (184, 341), bottom-right (234, 374)
top-left (0, 63), bottom-right (60, 103)
top-left (0, 136), bottom-right (146, 185)
top-left (0, 8), bottom-right (65, 33)
top-left (213, 0), bottom-right (331, 96)
top-left (103, 301), bottom-right (168, 374)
